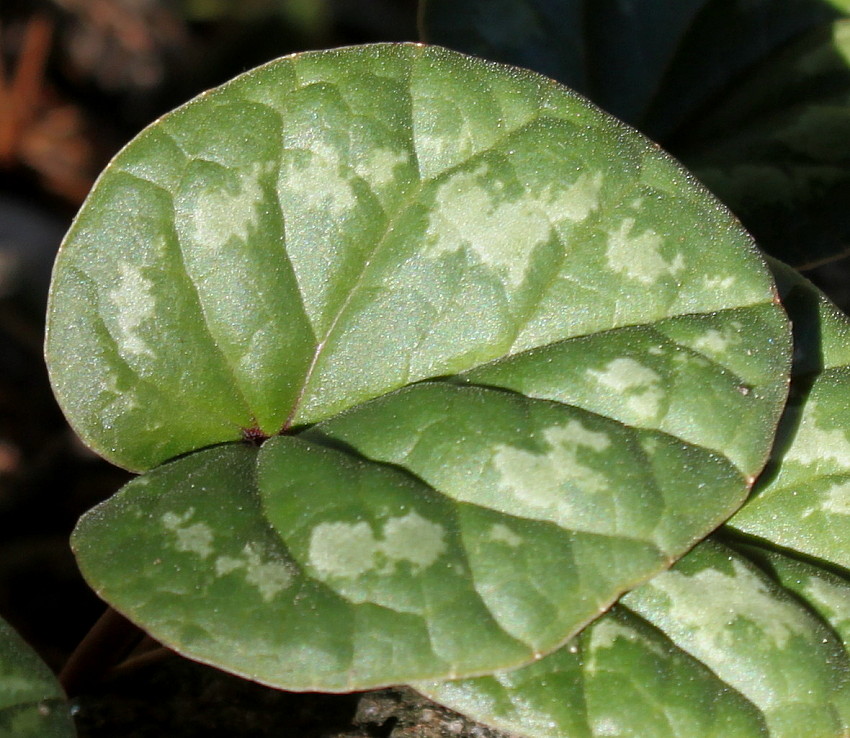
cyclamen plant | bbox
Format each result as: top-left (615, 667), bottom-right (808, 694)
top-left (5, 20), bottom-right (850, 738)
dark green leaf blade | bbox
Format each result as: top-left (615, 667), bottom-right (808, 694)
top-left (622, 540), bottom-right (850, 737)
top-left (419, 604), bottom-right (769, 738)
top-left (75, 441), bottom-right (645, 690)
top-left (737, 543), bottom-right (850, 649)
top-left (259, 439), bottom-right (662, 668)
top-left (73, 444), bottom-right (365, 691)
top-left (0, 617), bottom-right (75, 738)
top-left (70, 373), bottom-right (762, 691)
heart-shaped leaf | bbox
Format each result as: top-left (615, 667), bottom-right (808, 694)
top-left (46, 43), bottom-right (788, 473)
top-left (415, 266), bottom-right (850, 737)
top-left (57, 44), bottom-right (790, 690)
top-left (421, 1), bottom-right (850, 265)
top-left (0, 617), bottom-right (75, 737)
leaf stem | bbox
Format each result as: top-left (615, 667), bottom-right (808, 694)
top-left (59, 606), bottom-right (144, 697)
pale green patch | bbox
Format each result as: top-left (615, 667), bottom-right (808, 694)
top-left (488, 523), bottom-right (523, 547)
top-left (309, 520), bottom-right (377, 579)
top-left (381, 511), bottom-right (447, 569)
top-left (425, 165), bottom-right (551, 287)
top-left (241, 543), bottom-right (294, 601)
top-left (586, 357), bottom-right (663, 420)
top-left (784, 403), bottom-right (850, 469)
top-left (546, 171), bottom-right (604, 222)
top-left (585, 618), bottom-right (664, 673)
top-left (424, 166), bottom-right (602, 288)
top-left (99, 373), bottom-right (143, 431)
top-left (213, 543), bottom-right (294, 601)
top-left (357, 148), bottom-right (409, 187)
top-left (494, 420), bottom-right (611, 519)
top-left (606, 218), bottom-right (684, 284)
top-left (186, 162), bottom-right (268, 251)
top-left (308, 511), bottom-right (446, 580)
top-left (0, 675), bottom-right (36, 697)
top-left (214, 556), bottom-right (244, 576)
top-left (595, 716), bottom-right (624, 736)
top-left (703, 275), bottom-right (737, 291)
top-left (108, 263), bottom-right (156, 357)
top-left (820, 480), bottom-right (850, 516)
top-left (693, 329), bottom-right (732, 354)
top-left (803, 577), bottom-right (850, 626)
top-left (162, 508), bottom-right (214, 558)
top-left (647, 559), bottom-right (809, 654)
top-left (281, 149), bottom-right (356, 219)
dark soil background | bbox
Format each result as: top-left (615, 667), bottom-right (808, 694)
top-left (1, 2), bottom-right (848, 736)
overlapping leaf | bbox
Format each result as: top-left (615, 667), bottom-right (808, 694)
top-left (421, 0), bottom-right (850, 265)
top-left (416, 268), bottom-right (850, 737)
top-left (53, 44), bottom-right (792, 691)
top-left (727, 262), bottom-right (850, 566)
top-left (418, 541), bottom-right (850, 738)
top-left (0, 617), bottom-right (75, 737)
top-left (69, 380), bottom-right (757, 690)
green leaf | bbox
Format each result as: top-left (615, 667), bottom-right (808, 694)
top-left (421, 1), bottom-right (850, 265)
top-left (60, 44), bottom-right (789, 691)
top-left (727, 262), bottom-right (850, 568)
top-left (46, 43), bottom-right (787, 473)
top-left (414, 264), bottom-right (850, 738)
top-left (0, 617), bottom-right (75, 738)
top-left (737, 544), bottom-right (850, 648)
top-left (419, 541), bottom-right (850, 738)
top-left (71, 380), bottom-right (751, 690)
top-left (622, 540), bottom-right (850, 737)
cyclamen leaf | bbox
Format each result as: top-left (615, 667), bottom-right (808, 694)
top-left (0, 617), bottom-right (75, 737)
top-left (71, 382), bottom-right (745, 690)
top-left (622, 541), bottom-right (850, 737)
top-left (45, 43), bottom-right (787, 473)
top-left (415, 266), bottom-right (850, 736)
top-left (419, 605), bottom-right (769, 738)
top-left (60, 44), bottom-right (790, 691)
top-left (727, 262), bottom-right (850, 567)
top-left (738, 544), bottom-right (850, 648)
top-left (419, 541), bottom-right (850, 738)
